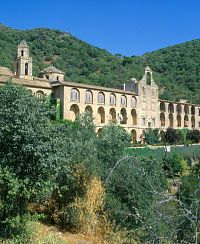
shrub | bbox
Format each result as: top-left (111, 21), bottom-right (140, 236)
top-left (165, 128), bottom-right (179, 144)
top-left (145, 128), bottom-right (160, 145)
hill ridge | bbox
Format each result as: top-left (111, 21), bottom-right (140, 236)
top-left (0, 24), bottom-right (199, 103)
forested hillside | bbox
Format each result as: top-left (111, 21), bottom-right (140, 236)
top-left (0, 24), bottom-right (199, 103)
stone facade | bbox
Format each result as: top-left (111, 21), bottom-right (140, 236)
top-left (0, 41), bottom-right (199, 143)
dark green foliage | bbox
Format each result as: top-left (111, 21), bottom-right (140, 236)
top-left (0, 24), bottom-right (199, 103)
top-left (163, 153), bottom-right (183, 177)
top-left (0, 82), bottom-right (60, 237)
top-left (97, 123), bottom-right (131, 179)
top-left (165, 128), bottom-right (179, 144)
top-left (145, 128), bottom-right (160, 145)
top-left (105, 156), bottom-right (168, 240)
top-left (187, 129), bottom-right (200, 143)
top-left (176, 162), bottom-right (200, 243)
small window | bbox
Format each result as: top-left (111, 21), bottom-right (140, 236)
top-left (142, 117), bottom-right (146, 126)
top-left (152, 118), bottom-right (155, 126)
top-left (120, 95), bottom-right (127, 107)
top-left (146, 72), bottom-right (151, 85)
top-left (57, 76), bottom-right (59, 81)
top-left (85, 90), bottom-right (93, 103)
top-left (45, 75), bottom-right (49, 80)
top-left (110, 93), bottom-right (116, 106)
top-left (131, 96), bottom-right (137, 108)
top-left (71, 88), bottom-right (79, 102)
top-left (98, 92), bottom-right (105, 104)
top-left (25, 63), bottom-right (28, 75)
top-left (21, 50), bottom-right (24, 57)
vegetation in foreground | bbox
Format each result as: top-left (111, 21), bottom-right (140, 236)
top-left (0, 23), bottom-right (200, 103)
top-left (0, 82), bottom-right (199, 243)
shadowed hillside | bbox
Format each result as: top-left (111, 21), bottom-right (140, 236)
top-left (0, 24), bottom-right (199, 103)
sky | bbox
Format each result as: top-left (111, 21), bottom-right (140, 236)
top-left (1, 0), bottom-right (200, 56)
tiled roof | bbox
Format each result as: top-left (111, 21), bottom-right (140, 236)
top-left (0, 66), bottom-right (13, 76)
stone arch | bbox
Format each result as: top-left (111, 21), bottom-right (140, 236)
top-left (169, 113), bottom-right (173, 127)
top-left (97, 107), bottom-right (105, 124)
top-left (184, 115), bottom-right (189, 127)
top-left (109, 108), bottom-right (116, 122)
top-left (120, 108), bottom-right (127, 124)
top-left (36, 90), bottom-right (44, 98)
top-left (85, 105), bottom-right (93, 114)
top-left (120, 95), bottom-right (127, 107)
top-left (131, 96), bottom-right (137, 108)
top-left (97, 128), bottom-right (103, 137)
top-left (85, 90), bottom-right (93, 103)
top-left (131, 109), bottom-right (137, 125)
top-left (70, 88), bottom-right (80, 102)
top-left (109, 93), bottom-right (116, 106)
top-left (191, 106), bottom-right (195, 115)
top-left (177, 114), bottom-right (181, 127)
top-left (184, 105), bottom-right (189, 115)
top-left (191, 116), bottom-right (195, 128)
top-left (70, 104), bottom-right (80, 121)
top-left (131, 129), bottom-right (137, 143)
top-left (160, 102), bottom-right (166, 112)
top-left (176, 104), bottom-right (182, 114)
top-left (168, 103), bottom-right (174, 113)
top-left (160, 113), bottom-right (165, 126)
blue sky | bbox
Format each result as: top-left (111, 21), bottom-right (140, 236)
top-left (1, 0), bottom-right (200, 56)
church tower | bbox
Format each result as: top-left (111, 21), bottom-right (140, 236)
top-left (16, 40), bottom-right (32, 79)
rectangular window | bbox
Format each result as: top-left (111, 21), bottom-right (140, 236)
top-left (142, 117), bottom-right (146, 126)
top-left (152, 118), bottom-right (155, 126)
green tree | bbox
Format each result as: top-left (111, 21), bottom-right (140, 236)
top-left (145, 128), bottom-right (160, 145)
top-left (0, 82), bottom-right (60, 237)
top-left (97, 123), bottom-right (131, 179)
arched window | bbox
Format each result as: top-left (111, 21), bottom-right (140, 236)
top-left (184, 115), bottom-right (189, 127)
top-left (98, 92), bottom-right (105, 104)
top-left (109, 93), bottom-right (116, 106)
top-left (131, 96), bottom-right (137, 108)
top-left (21, 50), bottom-right (24, 57)
top-left (160, 113), bottom-right (165, 126)
top-left (70, 104), bottom-right (80, 121)
top-left (169, 113), bottom-right (173, 127)
top-left (70, 88), bottom-right (79, 102)
top-left (36, 90), bottom-right (44, 98)
top-left (25, 63), bottom-right (28, 75)
top-left (177, 114), bottom-right (181, 127)
top-left (109, 108), bottom-right (116, 122)
top-left (120, 108), bottom-right (127, 124)
top-left (177, 104), bottom-right (182, 114)
top-left (97, 107), bottom-right (105, 123)
top-left (85, 105), bottom-right (93, 114)
top-left (160, 102), bottom-right (165, 112)
top-left (85, 90), bottom-right (93, 103)
top-left (131, 109), bottom-right (137, 125)
top-left (191, 116), bottom-right (195, 128)
top-left (146, 72), bottom-right (151, 85)
top-left (120, 95), bottom-right (127, 107)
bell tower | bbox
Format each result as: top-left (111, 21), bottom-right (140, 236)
top-left (16, 40), bottom-right (32, 79)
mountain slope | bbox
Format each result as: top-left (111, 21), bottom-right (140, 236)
top-left (0, 24), bottom-right (199, 103)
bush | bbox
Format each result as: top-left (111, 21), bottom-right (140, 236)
top-left (145, 128), bottom-right (160, 145)
top-left (187, 129), bottom-right (200, 143)
top-left (165, 128), bottom-right (179, 144)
